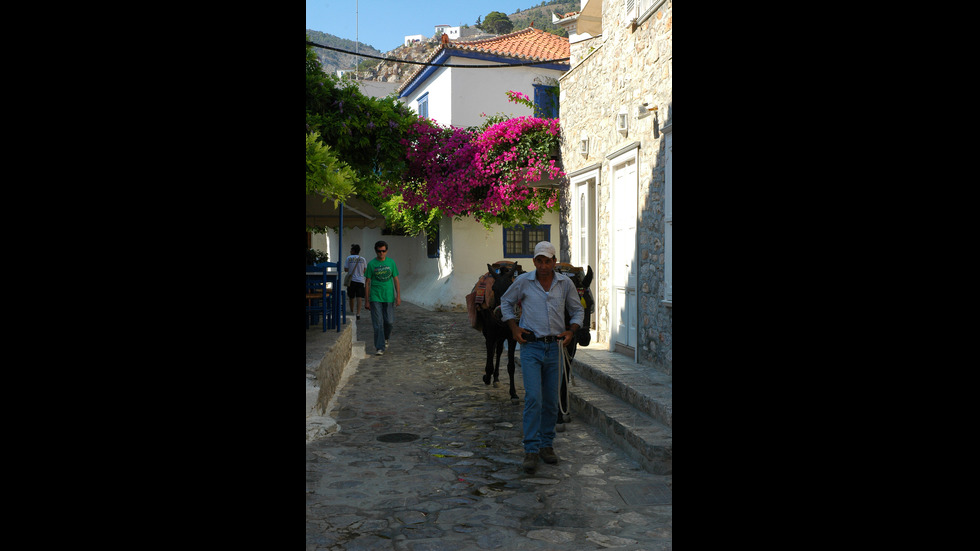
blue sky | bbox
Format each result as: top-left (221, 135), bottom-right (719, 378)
top-left (306, 0), bottom-right (542, 53)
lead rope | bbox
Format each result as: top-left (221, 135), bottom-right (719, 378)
top-left (557, 340), bottom-right (574, 417)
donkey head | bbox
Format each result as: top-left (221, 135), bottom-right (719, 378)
top-left (559, 265), bottom-right (594, 346)
top-left (487, 262), bottom-right (522, 305)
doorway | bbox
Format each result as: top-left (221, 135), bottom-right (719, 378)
top-left (570, 171), bottom-right (598, 329)
top-left (610, 151), bottom-right (637, 357)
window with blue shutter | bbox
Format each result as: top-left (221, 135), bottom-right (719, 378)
top-left (532, 85), bottom-right (558, 119)
top-left (503, 224), bottom-right (551, 257)
top-left (418, 92), bottom-right (429, 119)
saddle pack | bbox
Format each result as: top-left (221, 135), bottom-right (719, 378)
top-left (555, 262), bottom-right (594, 313)
top-left (466, 261), bottom-right (523, 330)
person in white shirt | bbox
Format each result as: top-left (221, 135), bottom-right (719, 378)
top-left (344, 244), bottom-right (367, 320)
top-left (499, 241), bottom-right (584, 474)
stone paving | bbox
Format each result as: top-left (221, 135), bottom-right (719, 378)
top-left (306, 301), bottom-right (672, 550)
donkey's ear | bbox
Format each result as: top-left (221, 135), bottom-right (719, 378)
top-left (582, 265), bottom-right (594, 288)
top-left (488, 264), bottom-right (496, 277)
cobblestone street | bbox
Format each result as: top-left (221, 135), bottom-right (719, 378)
top-left (306, 301), bottom-right (672, 550)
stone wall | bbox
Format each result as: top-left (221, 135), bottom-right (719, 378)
top-left (558, 1), bottom-right (672, 375)
top-left (315, 322), bottom-right (354, 413)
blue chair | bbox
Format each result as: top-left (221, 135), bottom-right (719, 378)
top-left (306, 265), bottom-right (329, 332)
top-left (316, 261), bottom-right (348, 332)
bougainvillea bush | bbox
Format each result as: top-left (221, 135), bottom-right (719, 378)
top-left (391, 91), bottom-right (564, 230)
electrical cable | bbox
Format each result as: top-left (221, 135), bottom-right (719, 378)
top-left (307, 40), bottom-right (569, 68)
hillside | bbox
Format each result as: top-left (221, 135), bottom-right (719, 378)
top-left (307, 1), bottom-right (580, 83)
top-left (305, 29), bottom-right (383, 76)
top-left (507, 0), bottom-right (579, 38)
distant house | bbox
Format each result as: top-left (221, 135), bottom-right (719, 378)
top-left (411, 26), bottom-right (494, 48)
top-left (390, 27), bottom-right (571, 311)
top-left (433, 24), bottom-right (458, 39)
top-left (557, 0), bottom-right (672, 374)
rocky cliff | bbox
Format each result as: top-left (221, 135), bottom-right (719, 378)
top-left (365, 38), bottom-right (443, 83)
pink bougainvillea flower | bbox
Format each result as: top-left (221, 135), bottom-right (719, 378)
top-left (390, 101), bottom-right (565, 227)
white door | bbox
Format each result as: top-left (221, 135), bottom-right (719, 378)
top-left (572, 176), bottom-right (597, 325)
top-left (611, 157), bottom-right (637, 350)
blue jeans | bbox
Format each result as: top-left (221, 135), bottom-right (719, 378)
top-left (520, 341), bottom-right (560, 454)
top-left (369, 301), bottom-right (394, 351)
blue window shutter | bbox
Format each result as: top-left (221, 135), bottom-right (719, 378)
top-left (532, 85), bottom-right (557, 118)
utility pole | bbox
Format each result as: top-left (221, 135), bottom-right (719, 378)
top-left (354, 0), bottom-right (359, 80)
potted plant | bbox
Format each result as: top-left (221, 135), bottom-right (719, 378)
top-left (306, 248), bottom-right (329, 265)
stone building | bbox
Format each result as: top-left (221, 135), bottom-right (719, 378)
top-left (555, 0), bottom-right (672, 375)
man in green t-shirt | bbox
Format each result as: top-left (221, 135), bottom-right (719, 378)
top-left (364, 240), bottom-right (401, 356)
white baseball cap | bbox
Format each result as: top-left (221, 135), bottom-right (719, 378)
top-left (533, 241), bottom-right (556, 259)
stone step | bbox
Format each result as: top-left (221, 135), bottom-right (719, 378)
top-left (567, 375), bottom-right (672, 475)
top-left (565, 347), bottom-right (672, 476)
top-left (571, 348), bottom-right (672, 428)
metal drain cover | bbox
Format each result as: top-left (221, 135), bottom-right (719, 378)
top-left (615, 483), bottom-right (672, 505)
top-left (377, 433), bottom-right (420, 443)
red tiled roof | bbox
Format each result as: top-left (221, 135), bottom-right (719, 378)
top-left (398, 28), bottom-right (569, 95)
top-left (452, 27), bottom-right (569, 62)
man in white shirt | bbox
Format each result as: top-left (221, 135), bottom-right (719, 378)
top-left (499, 241), bottom-right (584, 474)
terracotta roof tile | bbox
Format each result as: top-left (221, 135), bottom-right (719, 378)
top-left (398, 28), bottom-right (569, 95)
top-left (452, 27), bottom-right (569, 62)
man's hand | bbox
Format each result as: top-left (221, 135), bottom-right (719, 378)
top-left (507, 319), bottom-right (527, 344)
top-left (562, 324), bottom-right (581, 347)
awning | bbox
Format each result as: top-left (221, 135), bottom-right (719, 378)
top-left (305, 192), bottom-right (387, 230)
top-left (577, 0), bottom-right (603, 36)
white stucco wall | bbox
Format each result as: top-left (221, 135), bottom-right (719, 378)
top-left (310, 206), bottom-right (561, 313)
top-left (404, 66), bottom-right (452, 124)
top-left (403, 56), bottom-right (565, 128)
top-left (443, 209), bottom-right (562, 311)
top-left (449, 61), bottom-right (560, 128)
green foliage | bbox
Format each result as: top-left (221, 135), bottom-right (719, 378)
top-left (481, 11), bottom-right (514, 34)
top-left (306, 248), bottom-right (329, 264)
top-left (307, 39), bottom-right (421, 231)
top-left (305, 49), bottom-right (415, 187)
top-left (377, 194), bottom-right (442, 239)
top-left (357, 57), bottom-right (381, 72)
top-left (306, 132), bottom-right (356, 202)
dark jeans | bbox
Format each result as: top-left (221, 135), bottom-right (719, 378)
top-left (369, 301), bottom-right (394, 351)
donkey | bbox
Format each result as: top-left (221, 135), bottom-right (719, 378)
top-left (476, 262), bottom-right (524, 403)
top-left (555, 264), bottom-right (595, 431)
